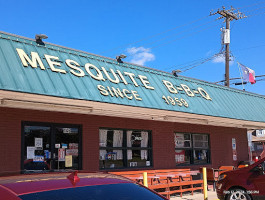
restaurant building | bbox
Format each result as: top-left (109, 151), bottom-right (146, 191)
top-left (0, 31), bottom-right (265, 175)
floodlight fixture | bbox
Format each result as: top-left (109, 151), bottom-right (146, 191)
top-left (172, 69), bottom-right (182, 77)
top-left (35, 34), bottom-right (48, 44)
top-left (116, 54), bottom-right (127, 63)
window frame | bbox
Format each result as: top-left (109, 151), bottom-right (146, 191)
top-left (99, 128), bottom-right (153, 170)
top-left (174, 132), bottom-right (210, 166)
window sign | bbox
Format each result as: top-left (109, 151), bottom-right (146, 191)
top-left (65, 155), bottom-right (73, 167)
top-left (66, 149), bottom-right (78, 156)
top-left (58, 148), bottom-right (65, 161)
top-left (232, 138), bottom-right (237, 161)
top-left (69, 143), bottom-right (78, 149)
top-left (27, 147), bottom-right (35, 159)
top-left (175, 150), bottom-right (185, 164)
top-left (44, 150), bottom-right (51, 159)
top-left (131, 134), bottom-right (143, 147)
top-left (33, 155), bottom-right (44, 162)
top-left (232, 138), bottom-right (236, 150)
top-left (106, 152), bottom-right (117, 160)
top-left (175, 133), bottom-right (184, 148)
top-left (63, 128), bottom-right (72, 133)
top-left (146, 161), bottom-right (150, 166)
top-left (35, 138), bottom-right (43, 148)
top-left (130, 162), bottom-right (138, 167)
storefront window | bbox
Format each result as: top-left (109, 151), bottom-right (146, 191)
top-left (22, 123), bottom-right (81, 173)
top-left (175, 133), bottom-right (210, 165)
top-left (99, 129), bottom-right (152, 169)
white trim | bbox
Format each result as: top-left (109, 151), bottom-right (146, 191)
top-left (1, 90), bottom-right (265, 130)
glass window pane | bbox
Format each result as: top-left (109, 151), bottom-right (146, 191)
top-left (107, 130), bottom-right (114, 147)
top-left (184, 141), bottom-right (191, 148)
top-left (99, 149), bottom-right (124, 169)
top-left (131, 131), bottom-right (142, 148)
top-left (175, 133), bottom-right (191, 148)
top-left (127, 150), bottom-right (151, 167)
top-left (184, 134), bottom-right (191, 140)
top-left (19, 183), bottom-right (165, 200)
top-left (193, 134), bottom-right (209, 148)
top-left (23, 126), bottom-right (51, 171)
top-left (99, 129), bottom-right (152, 169)
top-left (193, 149), bottom-right (209, 164)
top-left (175, 133), bottom-right (184, 148)
top-left (99, 129), bottom-right (108, 147)
top-left (175, 150), bottom-right (191, 165)
top-left (99, 130), bottom-right (124, 148)
top-left (127, 130), bottom-right (150, 148)
top-left (54, 127), bottom-right (80, 170)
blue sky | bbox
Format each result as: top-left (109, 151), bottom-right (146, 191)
top-left (1, 0), bottom-right (265, 95)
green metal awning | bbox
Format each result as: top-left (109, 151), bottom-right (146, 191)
top-left (0, 31), bottom-right (265, 124)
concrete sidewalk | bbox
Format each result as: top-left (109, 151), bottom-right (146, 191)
top-left (170, 189), bottom-right (219, 200)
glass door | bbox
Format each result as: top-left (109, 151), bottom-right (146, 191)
top-left (54, 127), bottom-right (80, 171)
top-left (22, 123), bottom-right (81, 173)
top-left (23, 126), bottom-right (51, 172)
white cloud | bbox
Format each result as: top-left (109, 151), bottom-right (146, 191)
top-left (126, 47), bottom-right (155, 66)
top-left (212, 54), bottom-right (234, 65)
top-left (212, 54), bottom-right (225, 63)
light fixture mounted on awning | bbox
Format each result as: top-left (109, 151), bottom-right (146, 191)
top-left (172, 69), bottom-right (182, 77)
top-left (116, 54), bottom-right (127, 63)
top-left (35, 34), bottom-right (48, 45)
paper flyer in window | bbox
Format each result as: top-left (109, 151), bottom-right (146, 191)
top-left (65, 155), bottom-right (72, 167)
top-left (35, 138), bottom-right (43, 148)
top-left (69, 143), bottom-right (78, 149)
top-left (27, 146), bottom-right (35, 159)
top-left (58, 148), bottom-right (65, 161)
top-left (175, 133), bottom-right (184, 148)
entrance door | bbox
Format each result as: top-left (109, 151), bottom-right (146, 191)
top-left (53, 126), bottom-right (80, 171)
top-left (22, 122), bottom-right (81, 173)
top-left (23, 125), bottom-right (52, 171)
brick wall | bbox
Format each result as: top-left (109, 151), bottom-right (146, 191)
top-left (0, 107), bottom-right (249, 175)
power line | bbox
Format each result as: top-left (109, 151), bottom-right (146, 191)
top-left (136, 19), bottom-right (217, 48)
top-left (244, 6), bottom-right (265, 14)
top-left (214, 75), bottom-right (265, 83)
top-left (101, 15), bottom-right (209, 54)
top-left (180, 53), bottom-right (221, 73)
top-left (246, 10), bottom-right (265, 18)
top-left (238, 0), bottom-right (265, 10)
top-left (233, 43), bottom-right (265, 52)
top-left (256, 78), bottom-right (265, 82)
top-left (149, 23), bottom-right (217, 50)
top-left (121, 22), bottom-right (218, 60)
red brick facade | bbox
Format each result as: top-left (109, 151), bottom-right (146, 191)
top-left (0, 107), bottom-right (249, 175)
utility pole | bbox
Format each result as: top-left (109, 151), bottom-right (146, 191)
top-left (210, 6), bottom-right (246, 87)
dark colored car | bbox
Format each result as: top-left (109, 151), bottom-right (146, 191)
top-left (216, 157), bottom-right (265, 200)
top-left (23, 159), bottom-right (50, 171)
top-left (0, 172), bottom-right (168, 200)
